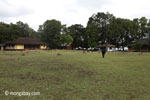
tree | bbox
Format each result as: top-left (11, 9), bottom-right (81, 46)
top-left (67, 24), bottom-right (87, 48)
top-left (139, 17), bottom-right (148, 37)
top-left (106, 18), bottom-right (121, 48)
top-left (39, 19), bottom-right (62, 49)
top-left (0, 21), bottom-right (37, 44)
top-left (132, 18), bottom-right (141, 39)
top-left (86, 12), bottom-right (115, 47)
top-left (16, 21), bottom-right (37, 38)
top-left (132, 17), bottom-right (149, 38)
top-left (60, 25), bottom-right (73, 47)
top-left (146, 19), bottom-right (150, 38)
top-left (60, 34), bottom-right (73, 47)
top-left (0, 22), bottom-right (11, 43)
top-left (108, 18), bottom-right (138, 51)
top-left (132, 42), bottom-right (142, 51)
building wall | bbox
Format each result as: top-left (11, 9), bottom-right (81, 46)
top-left (128, 46), bottom-right (150, 52)
top-left (40, 45), bottom-right (47, 49)
top-left (67, 45), bottom-right (72, 50)
top-left (0, 46), bottom-right (4, 51)
top-left (15, 45), bottom-right (24, 50)
top-left (5, 45), bottom-right (15, 50)
top-left (5, 44), bottom-right (46, 50)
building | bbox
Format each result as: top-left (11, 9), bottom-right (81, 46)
top-left (0, 44), bottom-right (5, 51)
top-left (128, 38), bottom-right (150, 52)
top-left (4, 38), bottom-right (47, 50)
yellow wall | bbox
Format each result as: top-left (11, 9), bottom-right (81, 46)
top-left (40, 45), bottom-right (47, 49)
top-left (15, 45), bottom-right (24, 49)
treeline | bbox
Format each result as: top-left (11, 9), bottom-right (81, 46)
top-left (0, 12), bottom-right (150, 50)
top-left (0, 21), bottom-right (38, 43)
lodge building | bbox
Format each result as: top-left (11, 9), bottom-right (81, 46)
top-left (3, 38), bottom-right (47, 50)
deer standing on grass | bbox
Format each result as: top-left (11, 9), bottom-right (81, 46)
top-left (57, 53), bottom-right (62, 56)
top-left (83, 50), bottom-right (86, 54)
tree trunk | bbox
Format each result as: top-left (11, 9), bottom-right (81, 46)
top-left (122, 46), bottom-right (125, 51)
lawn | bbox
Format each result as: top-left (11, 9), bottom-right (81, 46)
top-left (0, 50), bottom-right (150, 100)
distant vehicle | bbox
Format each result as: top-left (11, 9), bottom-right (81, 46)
top-left (87, 47), bottom-right (99, 51)
top-left (93, 47), bottom-right (99, 51)
top-left (75, 47), bottom-right (100, 51)
top-left (75, 47), bottom-right (83, 50)
top-left (87, 47), bottom-right (93, 51)
top-left (116, 47), bottom-right (128, 51)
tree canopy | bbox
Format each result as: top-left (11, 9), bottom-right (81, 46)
top-left (0, 21), bottom-right (37, 44)
top-left (1, 12), bottom-right (150, 50)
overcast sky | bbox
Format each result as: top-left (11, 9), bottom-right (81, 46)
top-left (0, 0), bottom-right (150, 31)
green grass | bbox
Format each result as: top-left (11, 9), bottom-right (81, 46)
top-left (0, 50), bottom-right (150, 100)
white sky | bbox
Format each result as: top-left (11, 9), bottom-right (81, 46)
top-left (0, 0), bottom-right (150, 31)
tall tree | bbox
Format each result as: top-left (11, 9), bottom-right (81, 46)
top-left (108, 18), bottom-right (137, 51)
top-left (146, 19), bottom-right (150, 38)
top-left (67, 24), bottom-right (87, 48)
top-left (0, 21), bottom-right (37, 43)
top-left (0, 22), bottom-right (11, 43)
top-left (60, 25), bottom-right (73, 47)
top-left (139, 17), bottom-right (148, 35)
top-left (60, 34), bottom-right (73, 47)
top-left (86, 12), bottom-right (115, 47)
top-left (39, 19), bottom-right (62, 49)
top-left (16, 21), bottom-right (37, 38)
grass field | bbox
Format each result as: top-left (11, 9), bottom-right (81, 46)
top-left (0, 50), bottom-right (150, 100)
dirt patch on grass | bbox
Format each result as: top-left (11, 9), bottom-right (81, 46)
top-left (48, 64), bottom-right (82, 72)
top-left (4, 53), bottom-right (20, 56)
top-left (42, 64), bottom-right (98, 78)
top-left (0, 58), bottom-right (16, 61)
top-left (0, 72), bottom-right (64, 84)
top-left (0, 73), bottom-right (26, 80)
top-left (77, 70), bottom-right (97, 77)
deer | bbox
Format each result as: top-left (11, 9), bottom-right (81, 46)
top-left (57, 53), bottom-right (62, 56)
